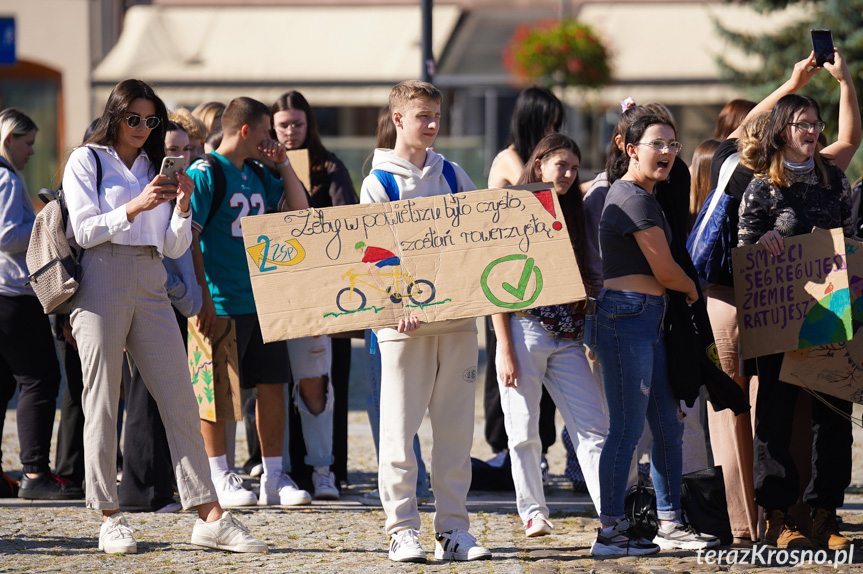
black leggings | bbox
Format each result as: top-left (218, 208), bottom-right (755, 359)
top-left (0, 294), bottom-right (61, 474)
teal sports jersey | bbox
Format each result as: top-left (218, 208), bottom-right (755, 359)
top-left (189, 151), bottom-right (285, 315)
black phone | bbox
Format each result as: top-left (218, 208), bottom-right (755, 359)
top-left (811, 29), bottom-right (835, 67)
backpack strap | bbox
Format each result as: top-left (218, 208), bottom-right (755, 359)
top-left (371, 160), bottom-right (459, 201)
top-left (203, 153), bottom-right (226, 229)
top-left (244, 159), bottom-right (268, 187)
top-left (442, 160), bottom-right (458, 193)
top-left (371, 169), bottom-right (400, 202)
top-left (88, 146), bottom-right (103, 191)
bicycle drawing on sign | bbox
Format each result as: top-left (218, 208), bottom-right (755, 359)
top-left (335, 241), bottom-right (436, 312)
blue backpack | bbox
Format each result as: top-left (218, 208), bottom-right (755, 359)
top-left (371, 160), bottom-right (458, 201)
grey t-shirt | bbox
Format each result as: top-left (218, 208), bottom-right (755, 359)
top-left (599, 179), bottom-right (672, 280)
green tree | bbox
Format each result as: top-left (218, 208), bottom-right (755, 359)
top-left (716, 0), bottom-right (863, 180)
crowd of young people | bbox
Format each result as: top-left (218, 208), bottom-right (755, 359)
top-left (0, 45), bottom-right (860, 561)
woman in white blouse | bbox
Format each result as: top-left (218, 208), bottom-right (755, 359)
top-left (62, 79), bottom-right (265, 555)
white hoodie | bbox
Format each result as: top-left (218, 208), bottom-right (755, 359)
top-left (360, 147), bottom-right (477, 340)
top-left (360, 148), bottom-right (475, 203)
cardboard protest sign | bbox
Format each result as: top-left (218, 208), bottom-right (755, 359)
top-left (733, 227), bottom-right (852, 360)
top-left (780, 236), bottom-right (863, 404)
top-left (286, 149), bottom-right (310, 191)
top-left (241, 184), bottom-right (584, 342)
top-left (187, 318), bottom-right (242, 422)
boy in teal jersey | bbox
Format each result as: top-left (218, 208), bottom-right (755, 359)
top-left (188, 97), bottom-right (311, 508)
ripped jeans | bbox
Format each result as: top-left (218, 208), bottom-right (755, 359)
top-left (584, 289), bottom-right (682, 524)
top-left (282, 336), bottom-right (334, 468)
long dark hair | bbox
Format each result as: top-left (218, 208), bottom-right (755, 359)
top-left (271, 90), bottom-right (330, 196)
top-left (517, 133), bottom-right (587, 284)
top-left (759, 94), bottom-right (829, 187)
top-left (609, 114), bottom-right (675, 182)
top-left (85, 79), bottom-right (167, 173)
top-left (713, 99), bottom-right (755, 140)
top-left (509, 86), bottom-right (564, 163)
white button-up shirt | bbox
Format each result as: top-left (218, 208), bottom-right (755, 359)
top-left (63, 144), bottom-right (191, 259)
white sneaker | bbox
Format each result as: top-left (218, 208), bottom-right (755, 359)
top-left (653, 522), bottom-right (720, 550)
top-left (434, 529), bottom-right (491, 561)
top-left (155, 501), bottom-right (183, 513)
top-left (359, 489), bottom-right (382, 507)
top-left (99, 513), bottom-right (137, 554)
top-left (190, 511), bottom-right (268, 553)
top-left (258, 471), bottom-right (311, 506)
top-left (249, 463), bottom-right (264, 478)
top-left (388, 528), bottom-right (427, 563)
top-left (213, 471), bottom-right (257, 508)
top-left (312, 469), bottom-right (340, 500)
top-left (525, 512), bottom-right (553, 537)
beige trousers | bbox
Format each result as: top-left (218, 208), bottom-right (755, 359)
top-left (71, 243), bottom-right (216, 510)
top-left (378, 332), bottom-right (478, 535)
top-left (704, 285), bottom-right (758, 541)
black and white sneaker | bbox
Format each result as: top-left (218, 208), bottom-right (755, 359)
top-left (434, 529), bottom-right (491, 561)
top-left (388, 528), bottom-right (427, 563)
top-left (590, 519), bottom-right (660, 556)
top-left (653, 522), bottom-right (720, 550)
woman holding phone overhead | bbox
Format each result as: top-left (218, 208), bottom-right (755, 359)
top-left (62, 79), bottom-right (266, 554)
top-left (737, 47), bottom-right (860, 551)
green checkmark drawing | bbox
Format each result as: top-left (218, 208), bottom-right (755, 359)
top-left (502, 257), bottom-right (535, 299)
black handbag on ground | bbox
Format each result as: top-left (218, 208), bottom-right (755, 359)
top-left (624, 481), bottom-right (658, 540)
top-left (681, 466), bottom-right (733, 546)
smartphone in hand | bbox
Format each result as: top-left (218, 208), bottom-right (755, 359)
top-left (159, 156), bottom-right (187, 186)
top-left (811, 29), bottom-right (835, 67)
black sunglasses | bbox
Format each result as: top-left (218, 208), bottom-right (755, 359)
top-left (124, 113), bottom-right (161, 130)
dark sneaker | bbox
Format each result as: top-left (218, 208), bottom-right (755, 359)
top-left (590, 519), bottom-right (660, 556)
top-left (764, 509), bottom-right (812, 549)
top-left (653, 522), bottom-right (720, 550)
top-left (0, 472), bottom-right (19, 498)
top-left (19, 473), bottom-right (84, 500)
top-left (811, 508), bottom-right (851, 550)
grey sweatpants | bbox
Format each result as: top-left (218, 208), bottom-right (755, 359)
top-left (378, 330), bottom-right (478, 535)
top-left (70, 243), bottom-right (216, 510)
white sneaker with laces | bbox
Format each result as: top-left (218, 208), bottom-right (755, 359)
top-left (213, 471), bottom-right (257, 508)
top-left (190, 511), bottom-right (268, 553)
top-left (525, 512), bottom-right (553, 537)
top-left (99, 513), bottom-right (137, 554)
top-left (652, 522), bottom-right (720, 550)
top-left (388, 528), bottom-right (427, 563)
top-left (434, 529), bottom-right (491, 561)
top-left (312, 469), bottom-right (340, 500)
top-left (258, 471), bottom-right (311, 506)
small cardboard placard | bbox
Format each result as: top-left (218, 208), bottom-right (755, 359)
top-left (187, 318), bottom-right (242, 422)
top-left (286, 149), bottom-right (310, 191)
top-left (780, 236), bottom-right (863, 404)
top-left (733, 227), bottom-right (852, 360)
top-left (241, 184), bottom-right (585, 342)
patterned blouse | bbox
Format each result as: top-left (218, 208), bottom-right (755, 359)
top-left (738, 163), bottom-right (853, 246)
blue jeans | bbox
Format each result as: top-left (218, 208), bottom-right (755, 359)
top-left (364, 330), bottom-right (430, 497)
top-left (584, 289), bottom-right (682, 524)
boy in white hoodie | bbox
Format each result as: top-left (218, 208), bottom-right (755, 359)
top-left (360, 81), bottom-right (491, 564)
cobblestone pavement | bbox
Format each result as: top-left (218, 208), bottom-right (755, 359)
top-left (3, 336), bottom-right (863, 572)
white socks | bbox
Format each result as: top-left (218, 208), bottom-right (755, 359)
top-left (208, 455), bottom-right (229, 476)
top-left (262, 456), bottom-right (282, 477)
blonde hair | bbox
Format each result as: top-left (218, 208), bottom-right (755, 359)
top-left (0, 108), bottom-right (38, 195)
top-left (389, 80), bottom-right (442, 115)
top-left (169, 108), bottom-right (207, 142)
top-left (191, 101), bottom-right (226, 134)
top-left (737, 111), bottom-right (770, 171)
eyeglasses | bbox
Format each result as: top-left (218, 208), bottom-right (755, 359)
top-left (788, 121), bottom-right (826, 133)
top-left (637, 139), bottom-right (682, 154)
top-left (274, 121), bottom-right (307, 132)
top-left (124, 113), bottom-right (161, 130)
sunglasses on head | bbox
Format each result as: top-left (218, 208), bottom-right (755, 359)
top-left (124, 113), bottom-right (161, 130)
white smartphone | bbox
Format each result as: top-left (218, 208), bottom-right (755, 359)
top-left (159, 156), bottom-right (187, 186)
